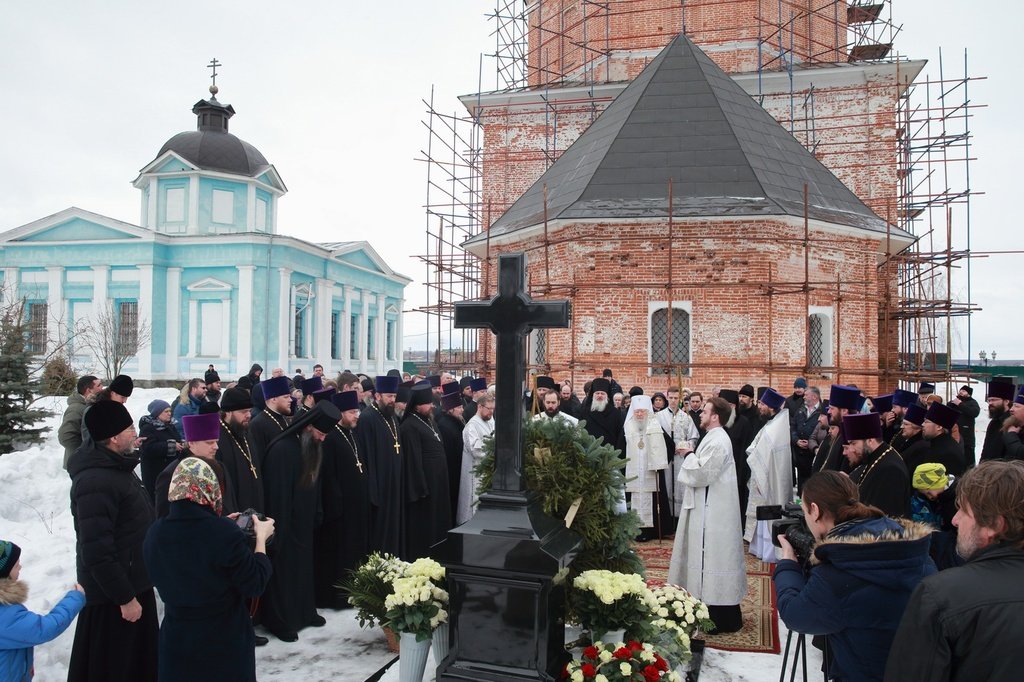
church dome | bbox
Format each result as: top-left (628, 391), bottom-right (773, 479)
top-left (155, 94), bottom-right (269, 176)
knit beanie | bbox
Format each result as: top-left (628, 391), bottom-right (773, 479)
top-left (147, 399), bottom-right (171, 419)
top-left (0, 540), bottom-right (21, 579)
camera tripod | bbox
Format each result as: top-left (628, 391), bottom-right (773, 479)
top-left (779, 630), bottom-right (830, 682)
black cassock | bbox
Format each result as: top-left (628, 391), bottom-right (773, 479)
top-left (356, 404), bottom-right (405, 557)
top-left (436, 412), bottom-right (465, 526)
top-left (401, 413), bottom-right (451, 560)
top-left (217, 421), bottom-right (263, 513)
top-left (314, 425), bottom-right (370, 609)
top-left (851, 444), bottom-right (911, 518)
top-left (259, 431), bottom-right (320, 637)
top-left (249, 408), bottom-right (288, 471)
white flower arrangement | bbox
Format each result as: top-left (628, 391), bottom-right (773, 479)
top-left (571, 570), bottom-right (659, 640)
top-left (640, 584), bottom-right (715, 669)
top-left (384, 574), bottom-right (449, 642)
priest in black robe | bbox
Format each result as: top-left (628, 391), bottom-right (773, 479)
top-left (248, 375), bottom-right (292, 470)
top-left (216, 387), bottom-right (263, 514)
top-left (401, 382), bottom-right (451, 560)
top-left (894, 404), bottom-right (930, 473)
top-left (719, 389), bottom-right (755, 522)
top-left (259, 400), bottom-right (340, 642)
top-left (579, 378), bottom-right (624, 455)
top-left (843, 413), bottom-right (911, 518)
top-left (356, 375), bottom-right (404, 556)
top-left (920, 402), bottom-right (967, 477)
top-left (462, 377), bottom-right (487, 422)
top-left (314, 390), bottom-right (370, 610)
top-left (437, 392), bottom-right (466, 525)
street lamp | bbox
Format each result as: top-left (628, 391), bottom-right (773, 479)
top-left (979, 350), bottom-right (988, 367)
top-left (992, 351), bottom-right (998, 364)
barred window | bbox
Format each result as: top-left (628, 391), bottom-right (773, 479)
top-left (530, 328), bottom-right (547, 366)
top-left (331, 312), bottom-right (340, 360)
top-left (26, 302), bottom-right (47, 354)
top-left (367, 318), bottom-right (376, 360)
top-left (650, 306), bottom-right (690, 375)
top-left (350, 314), bottom-right (359, 360)
top-left (386, 320), bottom-right (395, 361)
top-left (294, 306), bottom-right (305, 357)
top-left (808, 312), bottom-right (832, 368)
top-left (117, 301), bottom-right (139, 356)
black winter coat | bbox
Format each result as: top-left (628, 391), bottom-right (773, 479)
top-left (851, 444), bottom-right (910, 518)
top-left (138, 416), bottom-right (181, 500)
top-left (145, 501), bottom-right (272, 682)
top-left (885, 544), bottom-right (1024, 682)
top-left (68, 444), bottom-right (155, 606)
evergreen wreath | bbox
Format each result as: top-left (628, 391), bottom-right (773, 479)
top-left (475, 417), bottom-right (644, 598)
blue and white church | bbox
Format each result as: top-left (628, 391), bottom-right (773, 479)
top-left (0, 83), bottom-right (410, 380)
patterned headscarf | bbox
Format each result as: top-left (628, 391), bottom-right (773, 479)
top-left (168, 457), bottom-right (223, 516)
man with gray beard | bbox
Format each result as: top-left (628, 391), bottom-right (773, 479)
top-left (260, 401), bottom-right (341, 642)
top-left (581, 378), bottom-right (624, 458)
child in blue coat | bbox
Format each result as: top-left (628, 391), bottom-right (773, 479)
top-left (0, 540), bottom-right (86, 681)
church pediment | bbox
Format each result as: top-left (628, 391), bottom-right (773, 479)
top-left (255, 166), bottom-right (287, 193)
top-left (0, 208), bottom-right (150, 243)
top-left (186, 277), bottom-right (233, 292)
top-left (135, 150), bottom-right (199, 178)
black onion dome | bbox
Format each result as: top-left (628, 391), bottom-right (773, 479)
top-left (155, 96), bottom-right (269, 176)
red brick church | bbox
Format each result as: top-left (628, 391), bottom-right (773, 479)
top-left (462, 2), bottom-right (922, 395)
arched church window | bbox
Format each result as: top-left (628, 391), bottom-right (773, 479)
top-left (650, 306), bottom-right (690, 375)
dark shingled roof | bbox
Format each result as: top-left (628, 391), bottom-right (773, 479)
top-left (469, 33), bottom-right (910, 245)
top-left (155, 97), bottom-right (270, 177)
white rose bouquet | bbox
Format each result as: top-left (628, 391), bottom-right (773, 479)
top-left (571, 570), bottom-right (659, 641)
top-left (638, 584), bottom-right (715, 669)
top-left (384, 574), bottom-right (449, 642)
top-left (344, 552), bottom-right (408, 629)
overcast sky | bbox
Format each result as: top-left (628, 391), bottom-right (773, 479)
top-left (1, 1), bottom-right (1019, 360)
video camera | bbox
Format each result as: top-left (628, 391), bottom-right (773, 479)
top-left (756, 502), bottom-right (816, 565)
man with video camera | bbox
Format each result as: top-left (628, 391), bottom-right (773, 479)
top-left (772, 471), bottom-right (934, 682)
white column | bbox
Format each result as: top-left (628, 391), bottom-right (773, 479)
top-left (91, 266), bottom-right (109, 372)
top-left (376, 295), bottom-right (387, 373)
top-left (137, 265), bottom-right (153, 378)
top-left (188, 175), bottom-right (200, 233)
top-left (277, 268), bottom-right (292, 371)
top-left (46, 266), bottom-right (63, 354)
top-left (314, 278), bottom-right (332, 366)
top-left (246, 184), bottom-right (256, 231)
top-left (1, 268), bottom-right (17, 308)
top-left (359, 295), bottom-right (369, 373)
top-left (166, 268), bottom-right (182, 378)
top-left (341, 285), bottom-right (352, 366)
top-left (396, 301), bottom-right (405, 367)
top-left (147, 180), bottom-right (158, 230)
top-left (237, 266), bottom-right (255, 375)
top-left (188, 299), bottom-right (199, 357)
top-left (221, 294), bottom-right (232, 364)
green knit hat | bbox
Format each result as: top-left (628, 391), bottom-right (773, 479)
top-left (0, 540), bottom-right (21, 579)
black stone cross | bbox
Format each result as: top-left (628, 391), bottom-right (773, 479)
top-left (455, 253), bottom-right (569, 497)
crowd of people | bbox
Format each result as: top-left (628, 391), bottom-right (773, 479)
top-left (3, 365), bottom-right (1019, 681)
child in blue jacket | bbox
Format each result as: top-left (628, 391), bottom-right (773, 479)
top-left (0, 540), bottom-right (86, 681)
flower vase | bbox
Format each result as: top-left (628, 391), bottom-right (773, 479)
top-left (431, 623), bottom-right (450, 665)
top-left (595, 628), bottom-right (626, 644)
top-left (399, 631), bottom-right (431, 682)
top-left (383, 626), bottom-right (400, 653)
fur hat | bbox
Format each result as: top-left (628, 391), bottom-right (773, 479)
top-left (108, 374), bottom-right (134, 397)
top-left (85, 400), bottom-right (133, 442)
top-left (0, 540), bottom-right (21, 579)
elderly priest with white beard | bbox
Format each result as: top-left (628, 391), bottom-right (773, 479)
top-left (623, 395), bottom-right (668, 538)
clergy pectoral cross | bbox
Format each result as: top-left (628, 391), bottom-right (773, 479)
top-left (455, 253), bottom-right (569, 495)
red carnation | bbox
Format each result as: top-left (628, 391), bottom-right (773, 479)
top-left (613, 646), bottom-right (632, 660)
top-left (581, 663), bottom-right (597, 677)
top-left (643, 664), bottom-right (661, 681)
top-left (583, 645), bottom-right (600, 660)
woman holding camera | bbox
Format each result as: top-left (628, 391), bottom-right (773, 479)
top-left (144, 457), bottom-right (274, 682)
top-left (774, 471), bottom-right (934, 682)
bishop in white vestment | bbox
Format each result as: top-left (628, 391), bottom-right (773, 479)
top-left (623, 396), bottom-right (668, 528)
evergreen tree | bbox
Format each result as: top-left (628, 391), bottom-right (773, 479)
top-left (0, 301), bottom-right (50, 454)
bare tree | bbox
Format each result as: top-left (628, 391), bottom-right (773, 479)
top-left (74, 301), bottom-right (152, 380)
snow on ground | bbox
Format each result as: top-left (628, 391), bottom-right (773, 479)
top-left (3, 387), bottom-right (990, 681)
